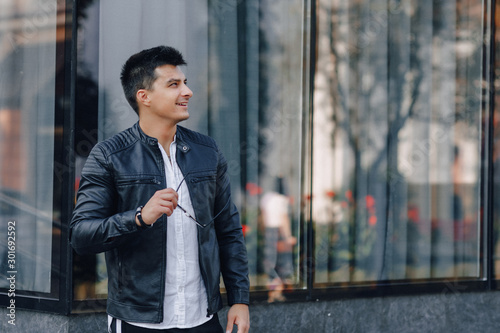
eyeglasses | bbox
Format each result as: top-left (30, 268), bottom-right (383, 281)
top-left (175, 175), bottom-right (229, 228)
top-left (175, 176), bottom-right (205, 227)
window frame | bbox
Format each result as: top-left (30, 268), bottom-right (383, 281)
top-left (306, 0), bottom-right (495, 295)
top-left (0, 0), bottom-right (75, 315)
top-left (0, 0), bottom-right (498, 315)
top-left (305, 0), bottom-right (496, 298)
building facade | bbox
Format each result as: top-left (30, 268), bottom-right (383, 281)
top-left (2, 0), bottom-right (500, 332)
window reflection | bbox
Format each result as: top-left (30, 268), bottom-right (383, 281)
top-left (493, 0), bottom-right (500, 281)
top-left (0, 0), bottom-right (60, 293)
top-left (260, 177), bottom-right (297, 302)
top-left (72, 0), bottom-right (490, 303)
top-left (72, 0), bottom-right (307, 300)
top-left (313, 0), bottom-right (484, 284)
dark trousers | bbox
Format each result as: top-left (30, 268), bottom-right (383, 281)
top-left (110, 314), bottom-right (224, 333)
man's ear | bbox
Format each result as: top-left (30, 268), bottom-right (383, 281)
top-left (136, 89), bottom-right (150, 107)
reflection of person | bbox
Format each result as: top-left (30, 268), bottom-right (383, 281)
top-left (453, 145), bottom-right (464, 222)
top-left (453, 145), bottom-right (465, 268)
top-left (70, 46), bottom-right (250, 333)
top-left (260, 177), bottom-right (296, 302)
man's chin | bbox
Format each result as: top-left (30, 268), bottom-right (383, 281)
top-left (177, 113), bottom-right (190, 122)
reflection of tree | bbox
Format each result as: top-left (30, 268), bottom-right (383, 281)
top-left (258, 0), bottom-right (303, 184)
top-left (72, 0), bottom-right (101, 300)
top-left (74, 72), bottom-right (99, 157)
top-left (317, 1), bottom-right (484, 280)
top-left (76, 0), bottom-right (97, 26)
top-left (491, 0), bottom-right (500, 279)
top-left (72, 70), bottom-right (100, 300)
top-left (243, 0), bottom-right (304, 287)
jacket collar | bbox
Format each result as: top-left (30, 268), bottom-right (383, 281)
top-left (133, 121), bottom-right (158, 146)
top-left (133, 121), bottom-right (191, 153)
top-left (174, 126), bottom-right (191, 154)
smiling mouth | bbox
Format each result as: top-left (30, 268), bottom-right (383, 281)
top-left (176, 102), bottom-right (188, 107)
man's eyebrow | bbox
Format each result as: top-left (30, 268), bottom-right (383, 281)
top-left (166, 78), bottom-right (187, 84)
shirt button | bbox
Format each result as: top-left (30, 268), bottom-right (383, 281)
top-left (182, 146), bottom-right (188, 151)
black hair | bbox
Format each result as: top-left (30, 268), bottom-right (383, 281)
top-left (120, 46), bottom-right (187, 114)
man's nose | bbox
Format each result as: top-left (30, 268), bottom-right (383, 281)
top-left (183, 85), bottom-right (193, 97)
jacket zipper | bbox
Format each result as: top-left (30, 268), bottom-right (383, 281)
top-left (115, 178), bottom-right (160, 185)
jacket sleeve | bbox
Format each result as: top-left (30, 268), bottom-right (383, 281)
top-left (70, 144), bottom-right (139, 255)
top-left (213, 148), bottom-right (250, 305)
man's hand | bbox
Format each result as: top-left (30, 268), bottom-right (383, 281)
top-left (226, 304), bottom-right (249, 333)
top-left (136, 188), bottom-right (178, 227)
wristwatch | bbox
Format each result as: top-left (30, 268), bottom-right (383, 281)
top-left (136, 206), bottom-right (152, 229)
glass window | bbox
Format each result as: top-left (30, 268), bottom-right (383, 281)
top-left (0, 0), bottom-right (497, 316)
top-left (493, 0), bottom-right (500, 281)
top-left (0, 0), bottom-right (60, 294)
top-left (312, 0), bottom-right (487, 285)
top-left (73, 0), bottom-right (309, 304)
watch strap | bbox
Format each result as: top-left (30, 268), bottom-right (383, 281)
top-left (136, 206), bottom-right (152, 229)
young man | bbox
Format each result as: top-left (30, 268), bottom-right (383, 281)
top-left (70, 46), bottom-right (250, 333)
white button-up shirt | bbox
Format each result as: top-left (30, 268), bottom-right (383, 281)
top-left (112, 138), bottom-right (210, 330)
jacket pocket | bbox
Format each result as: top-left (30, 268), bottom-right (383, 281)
top-left (188, 171), bottom-right (217, 222)
top-left (115, 176), bottom-right (161, 187)
top-left (115, 175), bottom-right (163, 210)
top-left (189, 173), bottom-right (216, 184)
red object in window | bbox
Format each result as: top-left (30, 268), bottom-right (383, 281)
top-left (368, 215), bottom-right (377, 226)
top-left (326, 190), bottom-right (336, 198)
top-left (242, 224), bottom-right (250, 237)
top-left (345, 190), bottom-right (353, 202)
top-left (245, 182), bottom-right (262, 196)
top-left (365, 195), bottom-right (375, 209)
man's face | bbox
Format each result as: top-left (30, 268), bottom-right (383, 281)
top-left (143, 64), bottom-right (193, 124)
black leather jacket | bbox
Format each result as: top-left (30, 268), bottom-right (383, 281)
top-left (70, 122), bottom-right (249, 323)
